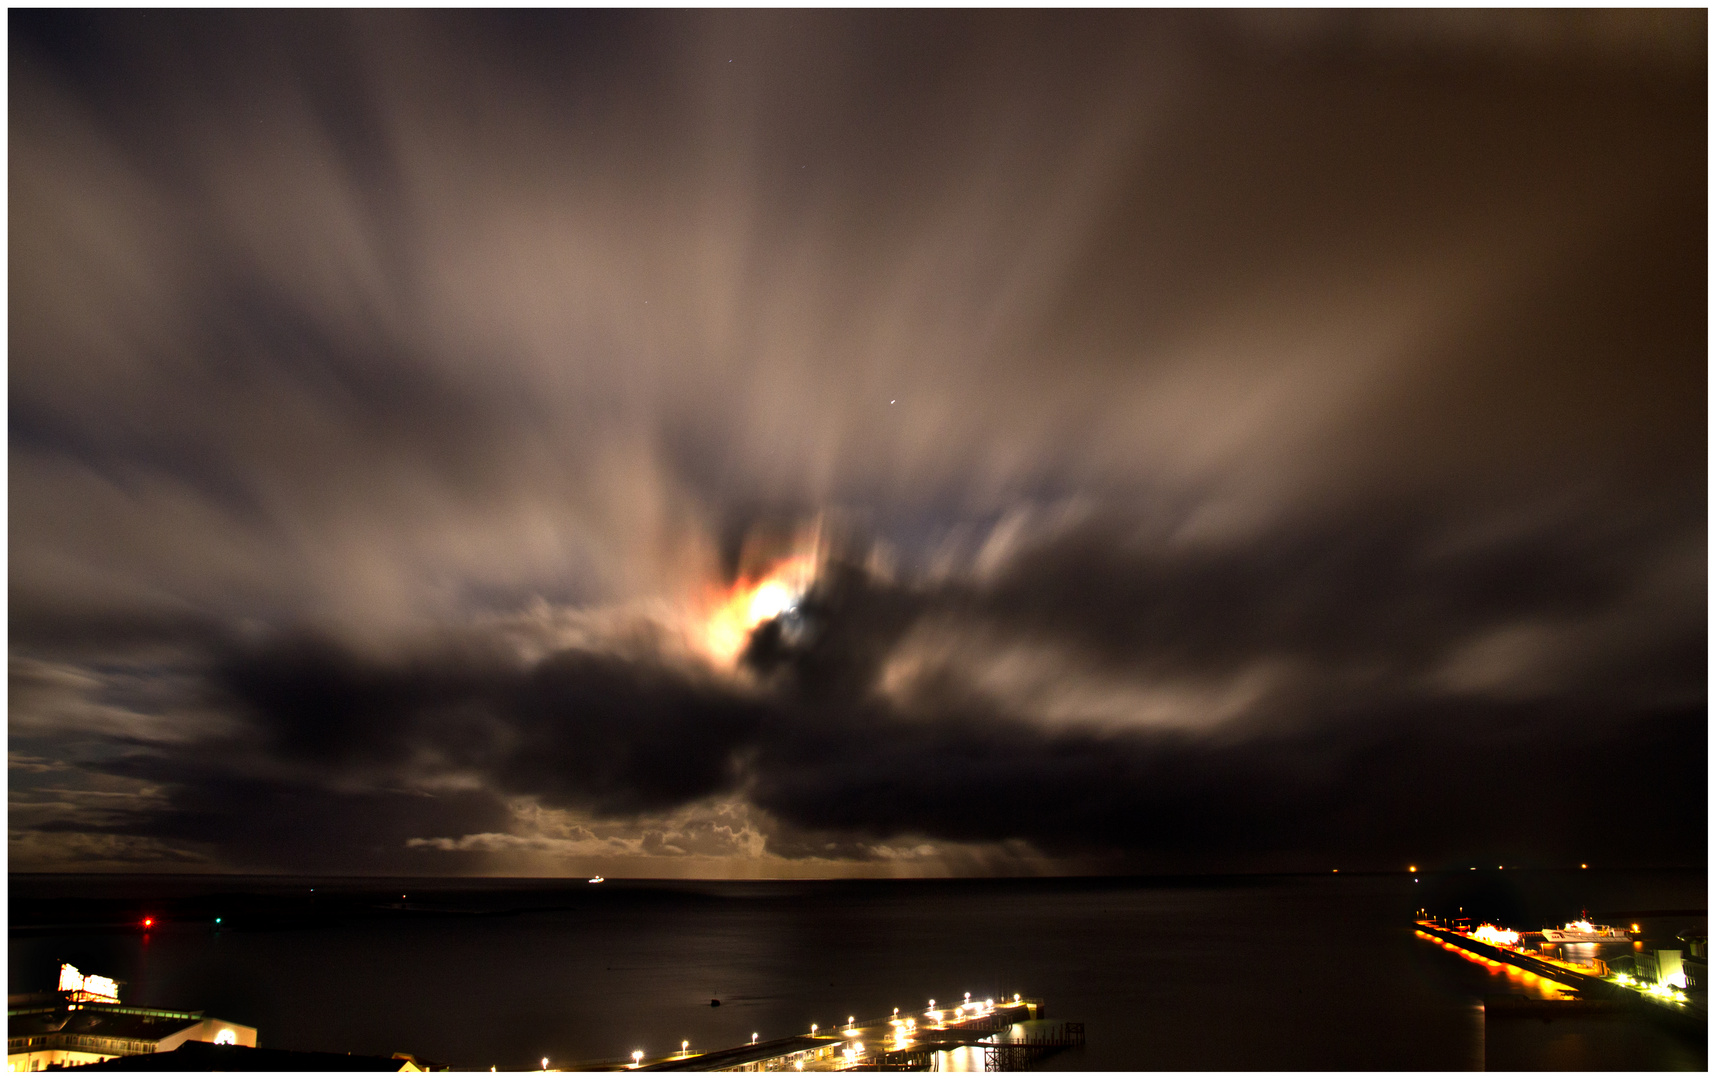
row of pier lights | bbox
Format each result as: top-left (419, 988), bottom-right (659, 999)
top-left (612, 990), bottom-right (1027, 1070)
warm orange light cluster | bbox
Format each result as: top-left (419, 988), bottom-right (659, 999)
top-left (1415, 926), bottom-right (1575, 997)
top-left (701, 554), bottom-right (819, 666)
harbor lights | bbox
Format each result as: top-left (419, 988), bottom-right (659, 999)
top-left (543, 1058), bottom-right (551, 1070)
top-left (631, 1050), bottom-right (643, 1067)
top-left (681, 1040), bottom-right (690, 1056)
top-left (751, 1033), bottom-right (759, 1045)
top-left (810, 1024), bottom-right (817, 1035)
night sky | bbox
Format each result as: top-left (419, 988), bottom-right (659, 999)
top-left (9, 11), bottom-right (1705, 877)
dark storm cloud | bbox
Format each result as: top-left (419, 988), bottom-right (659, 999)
top-left (38, 523), bottom-right (1700, 872)
top-left (747, 699), bottom-right (1704, 870)
top-left (216, 637), bottom-right (771, 817)
top-left (9, 10), bottom-right (1704, 872)
top-left (92, 759), bottom-right (516, 876)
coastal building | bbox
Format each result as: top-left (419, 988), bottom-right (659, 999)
top-left (7, 963), bottom-right (257, 1071)
top-left (70, 1044), bottom-right (440, 1071)
top-left (6, 1002), bottom-right (257, 1071)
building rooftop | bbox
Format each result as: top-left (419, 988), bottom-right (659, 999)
top-left (66, 1042), bottom-right (430, 1071)
top-left (8, 1004), bottom-right (208, 1043)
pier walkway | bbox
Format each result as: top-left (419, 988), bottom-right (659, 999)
top-left (616, 996), bottom-right (1081, 1072)
top-left (1415, 921), bottom-right (1705, 1039)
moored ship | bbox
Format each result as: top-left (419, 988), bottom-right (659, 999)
top-left (1541, 915), bottom-right (1629, 944)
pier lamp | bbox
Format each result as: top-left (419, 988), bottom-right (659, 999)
top-left (848, 1016), bottom-right (855, 1027)
top-left (892, 1008), bottom-right (899, 1017)
top-left (682, 1040), bottom-right (689, 1055)
top-left (964, 993), bottom-right (970, 1003)
top-left (752, 1033), bottom-right (759, 1044)
top-left (631, 1050), bottom-right (643, 1067)
top-left (928, 999), bottom-right (935, 1009)
top-left (810, 1024), bottom-right (817, 1035)
top-left (542, 1058), bottom-right (549, 1070)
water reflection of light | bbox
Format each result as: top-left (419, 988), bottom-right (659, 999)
top-left (932, 1046), bottom-right (987, 1072)
top-left (1415, 928), bottom-right (1573, 1000)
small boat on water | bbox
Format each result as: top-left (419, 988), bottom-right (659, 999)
top-left (588, 875), bottom-right (605, 884)
top-left (1542, 914), bottom-right (1628, 943)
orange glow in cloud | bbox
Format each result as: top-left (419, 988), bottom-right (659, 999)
top-left (701, 553), bottom-right (819, 667)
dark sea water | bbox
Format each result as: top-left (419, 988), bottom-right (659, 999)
top-left (9, 870), bottom-right (1705, 1071)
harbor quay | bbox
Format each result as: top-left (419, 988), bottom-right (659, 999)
top-left (575, 994), bottom-right (1084, 1072)
top-left (1413, 916), bottom-right (1707, 1041)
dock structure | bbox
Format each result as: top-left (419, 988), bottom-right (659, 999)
top-left (614, 996), bottom-right (1083, 1072)
top-left (1414, 920), bottom-right (1706, 1039)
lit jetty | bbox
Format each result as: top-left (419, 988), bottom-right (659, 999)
top-left (582, 993), bottom-right (1083, 1072)
top-left (1413, 914), bottom-right (1706, 1038)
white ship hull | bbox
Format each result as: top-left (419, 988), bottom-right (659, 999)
top-left (1542, 925), bottom-right (1628, 943)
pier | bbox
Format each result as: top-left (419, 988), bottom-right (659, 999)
top-left (1414, 921), bottom-right (1706, 1039)
top-left (600, 995), bottom-right (1084, 1072)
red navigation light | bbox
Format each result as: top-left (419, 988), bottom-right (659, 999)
top-left (142, 918), bottom-right (154, 928)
